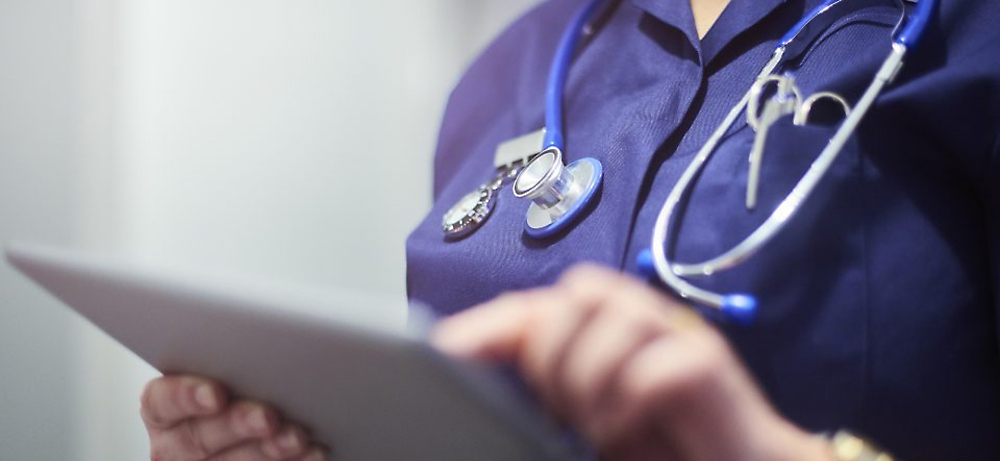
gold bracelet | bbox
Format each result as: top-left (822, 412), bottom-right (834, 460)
top-left (827, 430), bottom-right (895, 461)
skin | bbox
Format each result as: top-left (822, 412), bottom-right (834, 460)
top-left (140, 376), bottom-right (330, 461)
top-left (140, 2), bottom-right (840, 460)
top-left (432, 265), bottom-right (835, 461)
top-left (691, 0), bottom-right (731, 38)
top-left (140, 267), bottom-right (836, 461)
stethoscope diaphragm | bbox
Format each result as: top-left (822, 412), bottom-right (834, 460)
top-left (513, 147), bottom-right (602, 238)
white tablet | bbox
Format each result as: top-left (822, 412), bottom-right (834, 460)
top-left (5, 243), bottom-right (588, 461)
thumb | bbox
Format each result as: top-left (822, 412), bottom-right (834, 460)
top-left (431, 291), bottom-right (541, 362)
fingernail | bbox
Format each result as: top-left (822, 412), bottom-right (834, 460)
top-left (194, 384), bottom-right (217, 411)
top-left (305, 448), bottom-right (328, 461)
top-left (430, 325), bottom-right (471, 355)
top-left (246, 408), bottom-right (271, 433)
top-left (278, 430), bottom-right (301, 453)
top-left (261, 441), bottom-right (283, 459)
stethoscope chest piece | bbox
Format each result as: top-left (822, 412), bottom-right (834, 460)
top-left (513, 147), bottom-right (602, 238)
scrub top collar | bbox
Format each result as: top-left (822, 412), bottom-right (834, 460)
top-left (631, 0), bottom-right (790, 66)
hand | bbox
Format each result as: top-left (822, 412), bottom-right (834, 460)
top-left (140, 375), bottom-right (331, 461)
top-left (433, 264), bottom-right (834, 461)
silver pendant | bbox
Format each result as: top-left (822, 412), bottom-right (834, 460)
top-left (441, 161), bottom-right (532, 239)
top-left (441, 183), bottom-right (497, 239)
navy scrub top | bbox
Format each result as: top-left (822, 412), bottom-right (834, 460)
top-left (406, 0), bottom-right (1000, 458)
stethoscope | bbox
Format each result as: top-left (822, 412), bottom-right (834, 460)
top-left (441, 0), bottom-right (608, 239)
top-left (645, 0), bottom-right (936, 323)
top-left (444, 0), bottom-right (936, 324)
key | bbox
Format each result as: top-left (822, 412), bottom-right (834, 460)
top-left (746, 78), bottom-right (798, 210)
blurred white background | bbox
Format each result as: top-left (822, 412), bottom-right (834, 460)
top-left (0, 0), bottom-right (537, 459)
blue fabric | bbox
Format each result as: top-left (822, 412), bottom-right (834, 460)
top-left (405, 0), bottom-right (1000, 458)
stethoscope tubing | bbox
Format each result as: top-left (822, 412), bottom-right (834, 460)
top-left (512, 0), bottom-right (608, 239)
top-left (516, 0), bottom-right (936, 321)
top-left (544, 0), bottom-right (607, 150)
top-left (650, 0), bottom-right (936, 322)
top-left (897, 0), bottom-right (933, 47)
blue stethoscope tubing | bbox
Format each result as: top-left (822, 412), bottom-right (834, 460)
top-left (543, 0), bottom-right (608, 151)
top-left (645, 0), bottom-right (938, 324)
top-left (514, 0), bottom-right (608, 238)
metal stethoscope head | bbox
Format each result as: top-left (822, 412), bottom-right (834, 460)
top-left (514, 147), bottom-right (603, 237)
top-left (441, 0), bottom-right (609, 240)
top-left (446, 0), bottom-right (936, 325)
top-left (641, 0), bottom-right (937, 324)
top-left (512, 0), bottom-right (609, 238)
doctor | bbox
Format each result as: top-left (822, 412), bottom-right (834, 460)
top-left (139, 0), bottom-right (1000, 460)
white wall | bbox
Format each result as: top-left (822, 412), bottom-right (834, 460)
top-left (113, 0), bottom-right (541, 291)
top-left (0, 1), bottom-right (538, 460)
top-left (0, 2), bottom-right (76, 460)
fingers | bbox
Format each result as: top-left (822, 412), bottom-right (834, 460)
top-left (432, 264), bottom-right (656, 361)
top-left (599, 424), bottom-right (681, 461)
top-left (432, 290), bottom-right (536, 361)
top-left (558, 263), bottom-right (700, 331)
top-left (142, 375), bottom-right (227, 430)
top-left (151, 400), bottom-right (279, 460)
top-left (285, 447), bottom-right (332, 461)
top-left (591, 335), bottom-right (704, 446)
top-left (260, 425), bottom-right (309, 459)
top-left (547, 264), bottom-right (701, 425)
top-left (433, 263), bottom-right (753, 458)
top-left (518, 289), bottom-right (597, 419)
top-left (143, 375), bottom-right (331, 461)
top-left (436, 262), bottom-right (821, 461)
top-left (558, 306), bottom-right (658, 430)
top-left (597, 331), bottom-right (750, 459)
top-left (203, 441), bottom-right (272, 461)
top-left (210, 443), bottom-right (329, 461)
top-left (210, 441), bottom-right (328, 461)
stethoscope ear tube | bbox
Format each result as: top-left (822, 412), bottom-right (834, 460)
top-left (636, 249), bottom-right (758, 324)
top-left (779, 0), bottom-right (935, 64)
top-left (642, 0), bottom-right (938, 324)
top-left (895, 0), bottom-right (935, 48)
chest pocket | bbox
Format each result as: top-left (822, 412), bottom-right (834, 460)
top-left (672, 109), bottom-right (863, 304)
top-left (668, 5), bottom-right (900, 312)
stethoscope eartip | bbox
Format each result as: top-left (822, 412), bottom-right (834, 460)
top-left (720, 294), bottom-right (758, 325)
top-left (637, 248), bottom-right (758, 325)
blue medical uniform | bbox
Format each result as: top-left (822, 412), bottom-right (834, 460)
top-left (406, 0), bottom-right (1000, 458)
